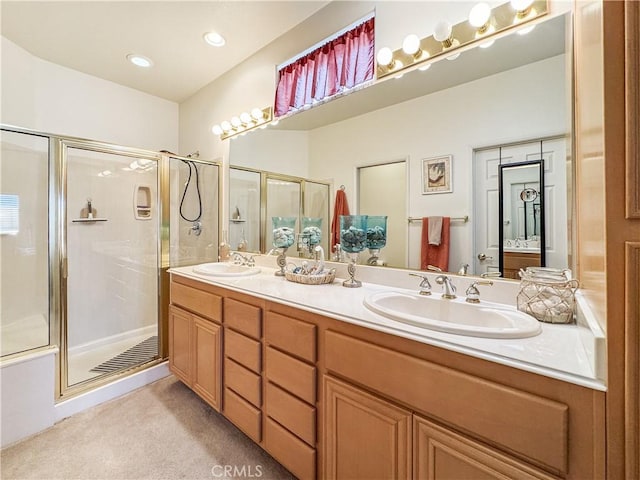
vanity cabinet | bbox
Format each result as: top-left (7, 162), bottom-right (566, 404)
top-left (169, 278), bottom-right (223, 412)
top-left (413, 416), bottom-right (558, 480)
top-left (223, 297), bottom-right (263, 442)
top-left (503, 251), bottom-right (542, 279)
top-left (263, 310), bottom-right (318, 480)
top-left (324, 375), bottom-right (412, 480)
top-left (169, 274), bottom-right (604, 480)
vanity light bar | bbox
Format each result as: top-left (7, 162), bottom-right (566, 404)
top-left (376, 0), bottom-right (548, 79)
top-left (212, 106), bottom-right (273, 140)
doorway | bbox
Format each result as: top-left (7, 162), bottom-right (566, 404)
top-left (357, 160), bottom-right (407, 268)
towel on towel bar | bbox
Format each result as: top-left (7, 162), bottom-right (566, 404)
top-left (428, 216), bottom-right (443, 245)
top-left (421, 217), bottom-right (450, 272)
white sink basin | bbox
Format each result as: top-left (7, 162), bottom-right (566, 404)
top-left (192, 263), bottom-right (261, 277)
top-left (363, 291), bottom-right (541, 339)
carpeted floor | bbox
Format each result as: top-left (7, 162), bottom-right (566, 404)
top-left (0, 376), bottom-right (295, 480)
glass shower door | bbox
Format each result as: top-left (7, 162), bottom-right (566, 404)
top-left (0, 129), bottom-right (50, 357)
top-left (64, 145), bottom-right (159, 388)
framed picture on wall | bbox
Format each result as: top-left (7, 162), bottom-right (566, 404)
top-left (421, 155), bottom-right (452, 194)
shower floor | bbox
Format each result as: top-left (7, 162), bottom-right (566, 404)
top-left (67, 330), bottom-right (158, 386)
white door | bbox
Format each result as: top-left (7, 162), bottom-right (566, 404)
top-left (473, 148), bottom-right (501, 275)
top-left (473, 137), bottom-right (568, 276)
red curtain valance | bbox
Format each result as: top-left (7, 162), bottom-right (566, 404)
top-left (274, 17), bottom-right (375, 118)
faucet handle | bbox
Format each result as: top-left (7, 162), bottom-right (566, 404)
top-left (409, 273), bottom-right (432, 295)
top-left (465, 280), bottom-right (493, 303)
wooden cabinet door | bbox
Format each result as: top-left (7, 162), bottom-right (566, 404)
top-left (324, 376), bottom-right (412, 480)
top-left (193, 316), bottom-right (222, 411)
top-left (414, 415), bottom-right (558, 480)
top-left (168, 305), bottom-right (192, 385)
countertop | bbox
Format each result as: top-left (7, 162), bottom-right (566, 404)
top-left (169, 261), bottom-right (606, 391)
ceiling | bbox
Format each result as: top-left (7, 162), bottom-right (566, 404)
top-left (0, 1), bottom-right (329, 103)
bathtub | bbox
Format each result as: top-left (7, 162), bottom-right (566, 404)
top-left (1, 314), bottom-right (49, 357)
top-left (1, 343), bottom-right (169, 448)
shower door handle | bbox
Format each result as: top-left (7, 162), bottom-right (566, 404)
top-left (62, 257), bottom-right (68, 279)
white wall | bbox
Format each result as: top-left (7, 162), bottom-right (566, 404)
top-left (1, 37), bottom-right (178, 151)
top-left (66, 152), bottom-right (158, 349)
top-left (308, 55), bottom-right (568, 270)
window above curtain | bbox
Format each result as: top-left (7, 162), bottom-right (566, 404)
top-left (274, 15), bottom-right (375, 118)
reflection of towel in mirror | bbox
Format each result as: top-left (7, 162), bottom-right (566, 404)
top-left (421, 217), bottom-right (450, 272)
top-left (428, 216), bottom-right (443, 245)
top-left (331, 189), bottom-right (350, 253)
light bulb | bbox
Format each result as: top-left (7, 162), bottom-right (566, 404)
top-left (271, 119), bottom-right (280, 127)
top-left (510, 0), bottom-right (534, 12)
top-left (231, 116), bottom-right (242, 128)
top-left (126, 54), bottom-right (153, 68)
top-left (517, 25), bottom-right (536, 35)
top-left (479, 39), bottom-right (495, 48)
top-left (433, 21), bottom-right (452, 43)
top-left (469, 3), bottom-right (491, 29)
top-left (212, 124), bottom-right (223, 135)
top-left (251, 108), bottom-right (264, 120)
top-left (376, 47), bottom-right (394, 67)
top-left (203, 31), bottom-right (225, 47)
top-left (240, 112), bottom-right (252, 124)
top-left (402, 34), bottom-right (421, 56)
top-left (418, 64), bottom-right (431, 71)
top-left (221, 121), bottom-right (232, 132)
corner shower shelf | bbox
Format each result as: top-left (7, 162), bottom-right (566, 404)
top-left (72, 218), bottom-right (108, 223)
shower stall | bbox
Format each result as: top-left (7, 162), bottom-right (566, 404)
top-left (0, 125), bottom-right (220, 398)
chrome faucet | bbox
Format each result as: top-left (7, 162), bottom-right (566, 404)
top-left (481, 271), bottom-right (502, 278)
top-left (435, 275), bottom-right (456, 299)
top-left (458, 263), bottom-right (469, 276)
top-left (409, 273), bottom-right (432, 295)
top-left (231, 252), bottom-right (255, 267)
top-left (465, 280), bottom-right (493, 303)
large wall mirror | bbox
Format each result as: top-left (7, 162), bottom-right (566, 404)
top-left (229, 166), bottom-right (330, 257)
top-left (228, 9), bottom-right (573, 280)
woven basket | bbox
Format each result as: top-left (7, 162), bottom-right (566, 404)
top-left (284, 270), bottom-right (336, 285)
top-left (517, 276), bottom-right (579, 324)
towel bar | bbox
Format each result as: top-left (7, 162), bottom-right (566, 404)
top-left (408, 216), bottom-right (469, 224)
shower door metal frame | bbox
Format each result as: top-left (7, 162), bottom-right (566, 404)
top-left (57, 137), bottom-right (164, 399)
top-left (229, 165), bottom-right (331, 254)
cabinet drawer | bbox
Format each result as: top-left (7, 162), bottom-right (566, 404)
top-left (225, 298), bottom-right (261, 339)
top-left (266, 381), bottom-right (316, 446)
top-left (225, 328), bottom-right (261, 373)
top-left (265, 311), bottom-right (316, 363)
top-left (265, 417), bottom-right (316, 480)
top-left (225, 358), bottom-right (261, 408)
top-left (266, 346), bottom-right (316, 405)
top-left (224, 387), bottom-right (261, 442)
top-left (325, 330), bottom-right (568, 474)
top-left (171, 282), bottom-right (222, 322)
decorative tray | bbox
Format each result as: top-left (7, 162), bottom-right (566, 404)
top-left (284, 269), bottom-right (336, 285)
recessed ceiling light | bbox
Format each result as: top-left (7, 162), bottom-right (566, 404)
top-left (126, 54), bottom-right (153, 68)
top-left (203, 31), bottom-right (226, 47)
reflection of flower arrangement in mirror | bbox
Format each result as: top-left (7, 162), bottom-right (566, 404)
top-left (366, 225), bottom-right (386, 249)
top-left (272, 217), bottom-right (296, 249)
top-left (301, 217), bottom-right (322, 246)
